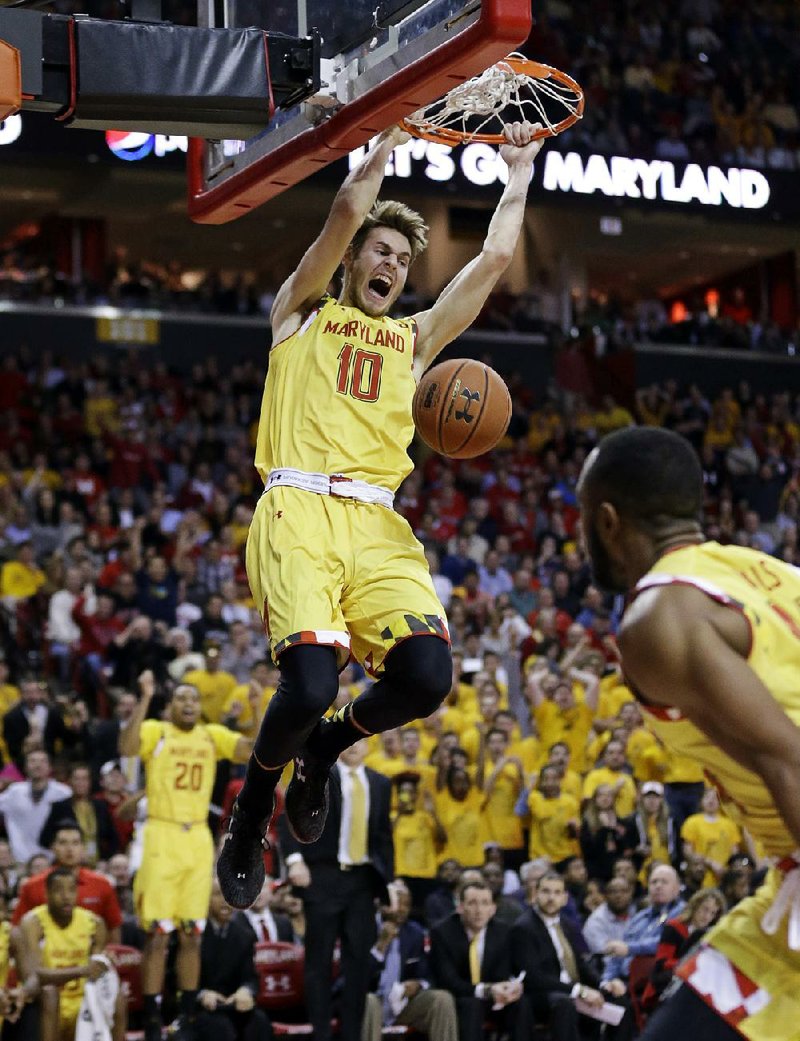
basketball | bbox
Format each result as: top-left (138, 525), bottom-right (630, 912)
top-left (412, 359), bottom-right (512, 459)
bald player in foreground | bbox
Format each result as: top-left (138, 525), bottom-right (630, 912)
top-left (577, 425), bottom-right (800, 1041)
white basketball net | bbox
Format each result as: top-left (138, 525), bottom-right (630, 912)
top-left (404, 52), bottom-right (583, 140)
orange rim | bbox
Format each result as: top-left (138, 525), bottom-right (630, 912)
top-left (401, 56), bottom-right (584, 145)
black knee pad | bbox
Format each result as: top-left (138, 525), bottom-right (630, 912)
top-left (383, 636), bottom-right (452, 717)
top-left (273, 644), bottom-right (340, 727)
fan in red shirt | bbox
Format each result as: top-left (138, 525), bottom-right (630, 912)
top-left (13, 821), bottom-right (122, 942)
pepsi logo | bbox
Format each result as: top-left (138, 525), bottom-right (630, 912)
top-left (105, 132), bottom-right (189, 161)
top-left (105, 131), bottom-right (154, 161)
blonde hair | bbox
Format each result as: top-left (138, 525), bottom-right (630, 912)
top-left (350, 200), bottom-right (429, 263)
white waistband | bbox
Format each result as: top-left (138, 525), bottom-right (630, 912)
top-left (265, 467), bottom-right (394, 509)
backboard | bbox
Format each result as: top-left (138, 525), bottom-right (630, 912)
top-left (187, 0), bottom-right (532, 224)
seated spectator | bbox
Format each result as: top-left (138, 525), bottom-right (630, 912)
top-left (526, 764), bottom-right (581, 866)
top-left (423, 859), bottom-right (463, 929)
top-left (681, 787), bottom-right (742, 887)
top-left (600, 865), bottom-right (685, 996)
top-left (429, 878), bottom-right (532, 1041)
top-left (510, 870), bottom-right (635, 1041)
top-left (480, 862), bottom-right (523, 927)
top-left (40, 763), bottom-right (118, 865)
top-left (0, 890), bottom-right (40, 1039)
top-left (20, 867), bottom-right (126, 1041)
top-left (640, 888), bottom-right (726, 1013)
top-left (270, 884), bottom-right (306, 945)
top-left (582, 877), bottom-right (637, 976)
top-left (363, 881), bottom-right (458, 1041)
top-left (0, 749), bottom-right (72, 865)
top-left (13, 821), bottom-right (122, 943)
top-left (195, 878), bottom-right (273, 1041)
top-left (718, 866), bottom-right (751, 909)
top-left (630, 781), bottom-right (676, 881)
top-left (235, 877), bottom-right (293, 944)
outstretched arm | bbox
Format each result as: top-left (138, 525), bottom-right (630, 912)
top-left (270, 125), bottom-right (410, 341)
top-left (118, 671), bottom-right (156, 758)
top-left (412, 122), bottom-right (544, 374)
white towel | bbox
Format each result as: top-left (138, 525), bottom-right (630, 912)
top-left (74, 955), bottom-right (119, 1041)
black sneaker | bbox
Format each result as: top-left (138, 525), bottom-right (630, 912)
top-left (284, 748), bottom-right (332, 844)
top-left (216, 798), bottom-right (272, 909)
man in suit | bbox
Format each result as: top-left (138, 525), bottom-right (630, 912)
top-left (39, 762), bottom-right (119, 864)
top-left (195, 878), bottom-right (274, 1041)
top-left (511, 871), bottom-right (634, 1041)
top-left (362, 880), bottom-right (458, 1041)
top-left (235, 877), bottom-right (294, 944)
top-left (429, 877), bottom-right (533, 1041)
top-left (281, 739), bottom-right (393, 1041)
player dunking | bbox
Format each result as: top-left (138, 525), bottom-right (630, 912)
top-left (577, 427), bottom-right (800, 1041)
top-left (218, 120), bottom-right (544, 908)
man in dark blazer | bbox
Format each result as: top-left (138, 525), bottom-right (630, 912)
top-left (235, 876), bottom-right (294, 944)
top-left (510, 871), bottom-right (633, 1041)
top-left (280, 739), bottom-right (393, 1041)
top-left (195, 877), bottom-right (274, 1040)
top-left (39, 762), bottom-right (119, 862)
top-left (363, 880), bottom-right (457, 1041)
top-left (429, 877), bottom-right (533, 1041)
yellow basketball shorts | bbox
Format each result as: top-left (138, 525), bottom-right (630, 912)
top-left (134, 820), bottom-right (213, 930)
top-left (246, 486), bottom-right (449, 675)
top-left (677, 865), bottom-right (800, 1041)
top-left (59, 985), bottom-right (84, 1030)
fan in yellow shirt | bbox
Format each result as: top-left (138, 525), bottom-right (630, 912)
top-left (434, 767), bottom-right (487, 869)
top-left (582, 739), bottom-right (638, 818)
top-left (392, 773), bottom-right (445, 912)
top-left (478, 728), bottom-right (525, 866)
top-left (681, 788), bottom-right (743, 888)
top-left (119, 672), bottom-right (251, 1041)
top-left (526, 764), bottom-right (580, 863)
top-left (182, 645), bottom-right (238, 723)
top-left (526, 668), bottom-right (598, 773)
top-left (0, 543), bottom-right (45, 601)
top-left (220, 660), bottom-right (278, 739)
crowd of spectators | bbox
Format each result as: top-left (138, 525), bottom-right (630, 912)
top-left (0, 346), bottom-right (798, 1033)
top-left (4, 241), bottom-right (798, 361)
top-left (528, 0), bottom-right (800, 171)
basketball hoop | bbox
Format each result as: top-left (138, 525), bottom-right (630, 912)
top-left (401, 53), bottom-right (584, 145)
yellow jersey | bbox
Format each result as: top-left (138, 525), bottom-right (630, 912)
top-left (393, 810), bottom-right (439, 878)
top-left (633, 542), bottom-right (800, 857)
top-left (482, 762), bottom-right (524, 849)
top-left (182, 668), bottom-right (238, 724)
top-left (34, 905), bottom-right (96, 1010)
top-left (681, 812), bottom-right (742, 886)
top-left (139, 720), bottom-right (240, 824)
top-left (434, 788), bottom-right (487, 868)
top-left (0, 919), bottom-right (9, 993)
top-left (527, 790), bottom-right (580, 862)
top-left (255, 296), bottom-right (418, 491)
